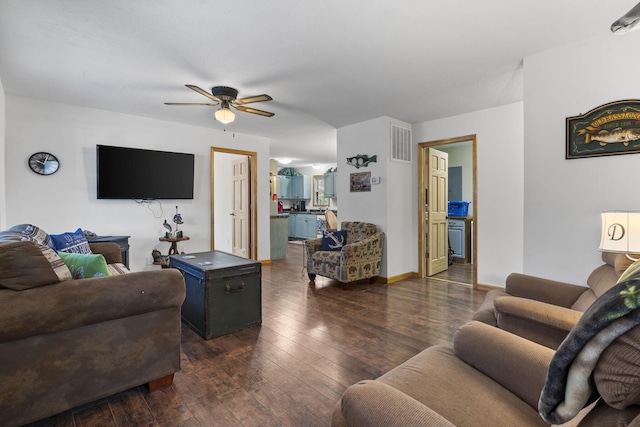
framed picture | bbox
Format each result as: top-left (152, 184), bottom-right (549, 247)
top-left (566, 100), bottom-right (640, 159)
top-left (350, 172), bottom-right (371, 192)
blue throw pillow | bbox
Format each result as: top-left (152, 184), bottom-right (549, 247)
top-left (50, 228), bottom-right (92, 254)
top-left (320, 230), bottom-right (347, 251)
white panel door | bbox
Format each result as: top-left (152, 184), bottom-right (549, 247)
top-left (427, 148), bottom-right (449, 276)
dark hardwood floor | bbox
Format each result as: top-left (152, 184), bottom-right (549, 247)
top-left (29, 244), bottom-right (485, 427)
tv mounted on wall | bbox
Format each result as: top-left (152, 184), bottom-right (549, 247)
top-left (97, 145), bottom-right (195, 200)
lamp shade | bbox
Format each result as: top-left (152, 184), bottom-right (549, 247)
top-left (214, 107), bottom-right (235, 124)
top-left (599, 211), bottom-right (640, 253)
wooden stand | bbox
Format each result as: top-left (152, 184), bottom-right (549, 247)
top-left (154, 236), bottom-right (190, 267)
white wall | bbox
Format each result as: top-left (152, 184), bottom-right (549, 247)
top-left (5, 95), bottom-right (271, 271)
top-left (523, 32), bottom-right (640, 283)
top-left (337, 116), bottom-right (414, 279)
top-left (0, 75), bottom-right (5, 230)
top-left (413, 103), bottom-right (525, 286)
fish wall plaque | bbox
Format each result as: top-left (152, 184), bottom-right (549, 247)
top-left (566, 100), bottom-right (640, 159)
top-left (346, 154), bottom-right (377, 168)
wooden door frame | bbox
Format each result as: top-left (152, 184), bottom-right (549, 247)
top-left (210, 147), bottom-right (258, 260)
top-left (418, 134), bottom-right (478, 288)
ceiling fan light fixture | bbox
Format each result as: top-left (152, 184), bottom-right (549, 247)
top-left (214, 105), bottom-right (235, 124)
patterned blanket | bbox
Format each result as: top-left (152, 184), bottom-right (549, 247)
top-left (539, 260), bottom-right (640, 423)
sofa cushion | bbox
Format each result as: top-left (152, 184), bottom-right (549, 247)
top-left (39, 245), bottom-right (73, 282)
top-left (50, 228), bottom-right (92, 254)
top-left (587, 263), bottom-right (620, 299)
top-left (571, 290), bottom-right (598, 312)
top-left (0, 241), bottom-right (61, 290)
top-left (594, 325), bottom-right (640, 409)
top-left (471, 289), bottom-right (508, 326)
top-left (18, 224), bottom-right (54, 248)
top-left (377, 345), bottom-right (548, 426)
top-left (320, 230), bottom-right (347, 251)
top-left (340, 380), bottom-right (455, 427)
top-left (58, 252), bottom-right (110, 279)
top-left (107, 263), bottom-right (130, 276)
top-left (573, 398), bottom-right (640, 427)
top-left (615, 254), bottom-right (637, 277)
top-left (0, 226), bottom-right (73, 282)
top-left (342, 222), bottom-right (376, 245)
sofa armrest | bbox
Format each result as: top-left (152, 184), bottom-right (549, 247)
top-left (340, 380), bottom-right (455, 427)
top-left (89, 242), bottom-right (122, 264)
top-left (340, 231), bottom-right (385, 263)
top-left (304, 238), bottom-right (322, 256)
top-left (0, 269), bottom-right (185, 342)
top-left (495, 296), bottom-right (583, 349)
top-left (505, 272), bottom-right (587, 308)
top-left (453, 321), bottom-right (555, 410)
top-left (304, 238), bottom-right (322, 269)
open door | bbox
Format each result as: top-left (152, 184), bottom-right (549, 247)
top-left (427, 147), bottom-right (449, 276)
top-left (231, 157), bottom-right (250, 258)
top-left (211, 148), bottom-right (258, 260)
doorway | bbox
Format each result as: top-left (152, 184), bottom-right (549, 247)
top-left (211, 147), bottom-right (258, 260)
top-left (418, 135), bottom-right (477, 288)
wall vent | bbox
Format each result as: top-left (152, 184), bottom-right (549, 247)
top-left (390, 124), bottom-right (412, 163)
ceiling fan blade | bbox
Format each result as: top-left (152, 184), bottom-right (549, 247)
top-left (234, 94), bottom-right (273, 105)
top-left (234, 105), bottom-right (275, 117)
top-left (185, 84), bottom-right (221, 102)
top-left (164, 102), bottom-right (218, 106)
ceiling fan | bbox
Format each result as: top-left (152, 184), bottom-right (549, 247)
top-left (165, 85), bottom-right (274, 124)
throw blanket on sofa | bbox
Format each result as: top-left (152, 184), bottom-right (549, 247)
top-left (539, 260), bottom-right (640, 424)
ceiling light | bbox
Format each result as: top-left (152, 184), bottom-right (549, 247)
top-left (278, 158), bottom-right (292, 165)
top-left (214, 101), bottom-right (235, 124)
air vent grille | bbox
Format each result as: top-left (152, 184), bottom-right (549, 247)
top-left (391, 124), bottom-right (412, 163)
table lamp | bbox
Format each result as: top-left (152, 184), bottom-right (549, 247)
top-left (599, 211), bottom-right (640, 261)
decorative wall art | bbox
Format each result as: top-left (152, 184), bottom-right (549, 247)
top-left (350, 172), bottom-right (371, 192)
top-left (566, 100), bottom-right (640, 159)
top-left (346, 154), bottom-right (377, 168)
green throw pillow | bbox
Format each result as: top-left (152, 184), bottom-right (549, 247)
top-left (57, 252), bottom-right (110, 279)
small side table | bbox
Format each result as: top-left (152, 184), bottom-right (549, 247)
top-left (160, 236), bottom-right (190, 255)
top-left (154, 236), bottom-right (190, 268)
top-left (87, 235), bottom-right (131, 268)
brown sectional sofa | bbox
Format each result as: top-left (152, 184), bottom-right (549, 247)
top-left (0, 226), bottom-right (186, 426)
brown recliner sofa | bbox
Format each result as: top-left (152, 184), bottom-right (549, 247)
top-left (0, 229), bottom-right (186, 426)
top-left (333, 317), bottom-right (640, 427)
top-left (472, 252), bottom-right (634, 349)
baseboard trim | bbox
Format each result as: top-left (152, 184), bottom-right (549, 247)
top-left (385, 272), bottom-right (415, 284)
top-left (476, 283), bottom-right (503, 292)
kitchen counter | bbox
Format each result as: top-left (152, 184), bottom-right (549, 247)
top-left (270, 216), bottom-right (289, 259)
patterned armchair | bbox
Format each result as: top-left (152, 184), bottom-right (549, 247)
top-left (305, 222), bottom-right (384, 289)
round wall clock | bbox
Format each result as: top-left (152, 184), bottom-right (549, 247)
top-left (28, 152), bottom-right (60, 175)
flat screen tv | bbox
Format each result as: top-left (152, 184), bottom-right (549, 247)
top-left (97, 145), bottom-right (195, 200)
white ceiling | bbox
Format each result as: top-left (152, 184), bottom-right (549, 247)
top-left (0, 0), bottom-right (635, 168)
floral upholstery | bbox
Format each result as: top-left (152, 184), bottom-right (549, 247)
top-left (305, 221), bottom-right (384, 288)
